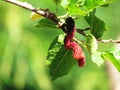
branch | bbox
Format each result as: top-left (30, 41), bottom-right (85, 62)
top-left (3, 0), bottom-right (120, 44)
top-left (98, 39), bottom-right (120, 43)
top-left (2, 0), bottom-right (58, 23)
top-left (2, 0), bottom-right (89, 34)
top-left (2, 0), bottom-right (70, 34)
top-left (76, 29), bottom-right (86, 36)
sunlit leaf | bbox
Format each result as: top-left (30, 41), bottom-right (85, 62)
top-left (102, 52), bottom-right (120, 72)
top-left (91, 51), bottom-right (104, 67)
top-left (30, 12), bottom-right (42, 20)
top-left (67, 3), bottom-right (86, 15)
top-left (106, 48), bottom-right (120, 60)
top-left (86, 34), bottom-right (98, 53)
top-left (84, 0), bottom-right (114, 10)
top-left (58, 34), bottom-right (65, 43)
top-left (61, 0), bottom-right (114, 16)
top-left (86, 34), bottom-right (104, 66)
top-left (113, 50), bottom-right (120, 60)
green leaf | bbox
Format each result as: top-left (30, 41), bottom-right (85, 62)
top-left (85, 12), bottom-right (108, 39)
top-left (102, 52), bottom-right (120, 72)
top-left (61, 0), bottom-right (114, 16)
top-left (57, 34), bottom-right (65, 43)
top-left (91, 52), bottom-right (104, 67)
top-left (47, 34), bottom-right (76, 80)
top-left (106, 48), bottom-right (120, 60)
top-left (86, 34), bottom-right (104, 66)
top-left (113, 50), bottom-right (120, 60)
top-left (86, 34), bottom-right (98, 53)
top-left (84, 0), bottom-right (114, 11)
top-left (47, 34), bottom-right (65, 63)
top-left (49, 46), bottom-right (75, 80)
top-left (67, 3), bottom-right (86, 15)
top-left (61, 0), bottom-right (86, 16)
top-left (35, 18), bottom-right (57, 29)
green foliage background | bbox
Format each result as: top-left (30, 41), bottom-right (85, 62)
top-left (0, 0), bottom-right (120, 90)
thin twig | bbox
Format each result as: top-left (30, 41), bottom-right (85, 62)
top-left (98, 39), bottom-right (120, 43)
top-left (2, 0), bottom-right (87, 34)
top-left (76, 29), bottom-right (86, 36)
top-left (2, 0), bottom-right (120, 44)
top-left (2, 0), bottom-right (58, 23)
top-left (76, 27), bottom-right (90, 36)
top-left (81, 27), bottom-right (90, 31)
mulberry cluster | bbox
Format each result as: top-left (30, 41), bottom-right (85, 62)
top-left (64, 17), bottom-right (85, 67)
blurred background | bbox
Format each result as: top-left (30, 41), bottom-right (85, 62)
top-left (0, 0), bottom-right (120, 90)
